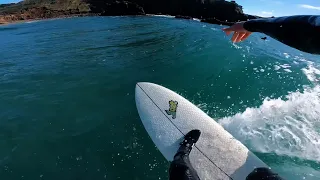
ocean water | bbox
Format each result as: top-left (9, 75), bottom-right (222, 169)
top-left (0, 16), bottom-right (320, 179)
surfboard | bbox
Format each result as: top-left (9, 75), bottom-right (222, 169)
top-left (135, 82), bottom-right (269, 180)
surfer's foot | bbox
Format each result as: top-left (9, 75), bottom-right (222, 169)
top-left (176, 129), bottom-right (201, 156)
top-left (181, 129), bottom-right (201, 146)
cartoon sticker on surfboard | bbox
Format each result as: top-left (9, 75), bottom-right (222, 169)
top-left (165, 100), bottom-right (178, 119)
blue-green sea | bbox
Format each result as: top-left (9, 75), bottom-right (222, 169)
top-left (1, 16), bottom-right (320, 179)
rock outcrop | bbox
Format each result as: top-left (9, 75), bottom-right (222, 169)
top-left (88, 0), bottom-right (259, 23)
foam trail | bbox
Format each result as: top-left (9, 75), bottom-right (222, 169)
top-left (219, 86), bottom-right (320, 162)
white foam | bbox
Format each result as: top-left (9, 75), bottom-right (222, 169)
top-left (274, 65), bottom-right (281, 71)
top-left (26, 20), bottom-right (40, 24)
top-left (210, 27), bottom-right (217, 31)
top-left (283, 69), bottom-right (292, 73)
top-left (219, 86), bottom-right (320, 162)
top-left (299, 58), bottom-right (308, 62)
top-left (280, 64), bottom-right (291, 68)
top-left (283, 53), bottom-right (290, 59)
top-left (302, 64), bottom-right (320, 82)
top-left (146, 14), bottom-right (175, 18)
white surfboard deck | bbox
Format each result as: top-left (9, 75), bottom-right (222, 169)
top-left (135, 82), bottom-right (268, 180)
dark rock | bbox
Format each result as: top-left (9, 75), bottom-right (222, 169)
top-left (133, 0), bottom-right (256, 24)
top-left (175, 15), bottom-right (192, 19)
top-left (246, 14), bottom-right (260, 20)
top-left (89, 1), bottom-right (145, 16)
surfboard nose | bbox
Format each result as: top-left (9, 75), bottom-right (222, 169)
top-left (136, 82), bottom-right (144, 92)
top-left (136, 82), bottom-right (155, 90)
top-left (135, 82), bottom-right (148, 96)
top-left (136, 82), bottom-right (149, 87)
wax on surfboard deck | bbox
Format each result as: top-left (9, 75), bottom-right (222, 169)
top-left (135, 82), bottom-right (269, 180)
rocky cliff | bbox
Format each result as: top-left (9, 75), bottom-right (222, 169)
top-left (88, 1), bottom-right (145, 15)
top-left (0, 0), bottom-right (256, 25)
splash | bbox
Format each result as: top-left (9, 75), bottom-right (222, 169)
top-left (302, 63), bottom-right (320, 83)
top-left (219, 86), bottom-right (320, 162)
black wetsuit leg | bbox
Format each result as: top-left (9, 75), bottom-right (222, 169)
top-left (169, 152), bottom-right (200, 180)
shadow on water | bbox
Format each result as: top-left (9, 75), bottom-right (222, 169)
top-left (0, 27), bottom-right (19, 31)
top-left (254, 152), bottom-right (320, 171)
top-left (83, 37), bottom-right (167, 51)
top-left (231, 151), bottom-right (320, 180)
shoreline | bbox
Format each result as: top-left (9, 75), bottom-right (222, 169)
top-left (0, 13), bottom-right (235, 27)
top-left (0, 13), bottom-right (97, 26)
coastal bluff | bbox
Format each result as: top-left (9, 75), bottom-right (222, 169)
top-left (0, 0), bottom-right (259, 25)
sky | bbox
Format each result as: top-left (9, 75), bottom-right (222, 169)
top-left (236, 0), bottom-right (320, 17)
top-left (0, 0), bottom-right (21, 4)
top-left (0, 0), bottom-right (320, 17)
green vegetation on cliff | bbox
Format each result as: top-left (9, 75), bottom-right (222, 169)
top-left (0, 0), bottom-right (90, 15)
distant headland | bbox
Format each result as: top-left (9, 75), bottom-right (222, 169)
top-left (0, 0), bottom-right (261, 25)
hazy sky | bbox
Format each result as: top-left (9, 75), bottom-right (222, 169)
top-left (0, 0), bottom-right (320, 17)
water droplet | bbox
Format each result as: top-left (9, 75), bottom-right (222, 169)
top-left (76, 156), bottom-right (82, 161)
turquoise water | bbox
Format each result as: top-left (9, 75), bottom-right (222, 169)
top-left (0, 16), bottom-right (320, 179)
